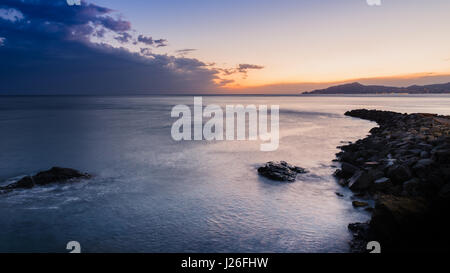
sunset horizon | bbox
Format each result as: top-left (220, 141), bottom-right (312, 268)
top-left (2, 0), bottom-right (450, 94)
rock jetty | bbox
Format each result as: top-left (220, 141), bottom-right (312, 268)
top-left (335, 109), bottom-right (450, 252)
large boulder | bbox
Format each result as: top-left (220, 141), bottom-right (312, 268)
top-left (32, 167), bottom-right (91, 186)
top-left (370, 195), bottom-right (429, 251)
top-left (433, 149), bottom-right (450, 163)
top-left (340, 162), bottom-right (360, 178)
top-left (0, 167), bottom-right (91, 191)
top-left (387, 164), bottom-right (412, 184)
top-left (348, 170), bottom-right (373, 191)
top-left (258, 161), bottom-right (307, 182)
top-left (402, 178), bottom-right (421, 196)
top-left (373, 177), bottom-right (391, 191)
top-left (412, 159), bottom-right (434, 178)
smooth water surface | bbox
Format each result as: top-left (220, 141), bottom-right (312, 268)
top-left (1, 95), bottom-right (450, 253)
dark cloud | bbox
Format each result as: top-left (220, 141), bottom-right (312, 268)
top-left (0, 0), bottom-right (221, 94)
top-left (137, 35), bottom-right (167, 47)
top-left (216, 63), bottom-right (265, 80)
top-left (175, 48), bottom-right (197, 56)
top-left (140, 47), bottom-right (153, 56)
top-left (0, 0), bottom-right (131, 43)
top-left (218, 79), bottom-right (235, 86)
top-left (94, 28), bottom-right (106, 38)
top-left (154, 38), bottom-right (167, 47)
top-left (218, 68), bottom-right (236, 76)
top-left (137, 35), bottom-right (154, 45)
top-left (237, 64), bottom-right (264, 79)
top-left (0, 7), bottom-right (24, 22)
top-left (238, 64), bottom-right (264, 72)
top-left (115, 32), bottom-right (132, 43)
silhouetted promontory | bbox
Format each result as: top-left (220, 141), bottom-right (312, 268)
top-left (302, 82), bottom-right (450, 95)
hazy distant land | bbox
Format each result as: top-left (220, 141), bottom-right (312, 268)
top-left (302, 82), bottom-right (450, 95)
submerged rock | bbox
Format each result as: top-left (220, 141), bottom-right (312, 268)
top-left (257, 161), bottom-right (307, 182)
top-left (0, 167), bottom-right (91, 192)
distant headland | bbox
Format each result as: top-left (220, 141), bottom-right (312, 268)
top-left (302, 82), bottom-right (450, 95)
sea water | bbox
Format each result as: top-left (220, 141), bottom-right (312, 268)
top-left (1, 95), bottom-right (449, 253)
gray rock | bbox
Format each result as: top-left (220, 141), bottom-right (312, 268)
top-left (412, 159), bottom-right (434, 178)
top-left (433, 149), bottom-right (450, 163)
top-left (341, 162), bottom-right (360, 177)
top-left (368, 169), bottom-right (385, 181)
top-left (439, 183), bottom-right (450, 198)
top-left (258, 161), bottom-right (307, 182)
top-left (33, 167), bottom-right (91, 186)
top-left (373, 177), bottom-right (391, 190)
top-left (348, 222), bottom-right (370, 253)
top-left (420, 151), bottom-right (430, 158)
top-left (348, 171), bottom-right (373, 191)
top-left (402, 178), bottom-right (420, 196)
top-left (387, 164), bottom-right (412, 184)
top-left (338, 178), bottom-right (348, 186)
top-left (0, 176), bottom-right (34, 190)
top-left (407, 149), bottom-right (422, 156)
top-left (417, 143), bottom-right (433, 151)
top-left (0, 167), bottom-right (91, 192)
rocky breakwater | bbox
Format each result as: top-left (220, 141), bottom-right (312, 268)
top-left (334, 109), bottom-right (450, 252)
top-left (1, 167), bottom-right (92, 194)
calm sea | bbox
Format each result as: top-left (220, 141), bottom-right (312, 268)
top-left (1, 95), bottom-right (450, 253)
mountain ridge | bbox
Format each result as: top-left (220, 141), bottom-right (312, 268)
top-left (302, 82), bottom-right (450, 94)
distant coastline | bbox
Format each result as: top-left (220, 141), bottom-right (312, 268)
top-left (302, 82), bottom-right (450, 95)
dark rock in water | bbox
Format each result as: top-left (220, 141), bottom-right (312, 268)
top-left (257, 161), bottom-right (307, 182)
top-left (32, 167), bottom-right (91, 186)
top-left (0, 167), bottom-right (91, 192)
top-left (348, 171), bottom-right (372, 191)
top-left (335, 192), bottom-right (344, 197)
top-left (352, 200), bottom-right (369, 208)
top-left (2, 176), bottom-right (34, 190)
top-left (340, 162), bottom-right (360, 178)
top-left (348, 222), bottom-right (370, 253)
top-left (337, 178), bottom-right (348, 187)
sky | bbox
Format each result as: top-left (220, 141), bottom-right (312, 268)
top-left (1, 0), bottom-right (450, 94)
